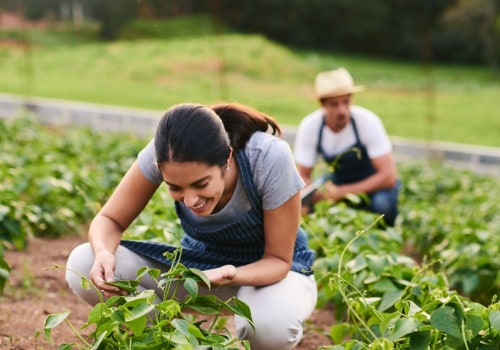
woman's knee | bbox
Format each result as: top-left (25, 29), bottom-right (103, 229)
top-left (233, 273), bottom-right (316, 349)
top-left (65, 243), bottom-right (101, 305)
top-left (65, 243), bottom-right (93, 285)
top-left (234, 312), bottom-right (303, 350)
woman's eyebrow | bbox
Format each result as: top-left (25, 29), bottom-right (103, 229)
top-left (165, 175), bottom-right (211, 187)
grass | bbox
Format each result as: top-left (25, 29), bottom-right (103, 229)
top-left (0, 16), bottom-right (498, 147)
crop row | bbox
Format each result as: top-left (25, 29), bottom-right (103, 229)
top-left (2, 114), bottom-right (500, 348)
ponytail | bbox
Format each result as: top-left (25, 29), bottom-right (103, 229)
top-left (211, 102), bottom-right (282, 152)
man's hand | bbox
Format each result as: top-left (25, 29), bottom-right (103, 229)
top-left (323, 181), bottom-right (345, 202)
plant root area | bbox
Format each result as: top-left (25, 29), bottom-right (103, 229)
top-left (0, 235), bottom-right (334, 349)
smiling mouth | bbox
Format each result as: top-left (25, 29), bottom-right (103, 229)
top-left (192, 200), bottom-right (207, 210)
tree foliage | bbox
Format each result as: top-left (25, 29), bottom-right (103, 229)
top-left (1, 0), bottom-right (499, 73)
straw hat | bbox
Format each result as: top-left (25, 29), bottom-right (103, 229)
top-left (314, 67), bottom-right (365, 100)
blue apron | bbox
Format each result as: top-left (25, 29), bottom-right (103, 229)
top-left (317, 116), bottom-right (376, 184)
top-left (121, 148), bottom-right (315, 275)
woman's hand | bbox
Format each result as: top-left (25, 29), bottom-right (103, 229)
top-left (203, 265), bottom-right (237, 287)
top-left (89, 251), bottom-right (126, 297)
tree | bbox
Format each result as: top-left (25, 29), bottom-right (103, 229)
top-left (85, 0), bottom-right (138, 40)
top-left (442, 0), bottom-right (500, 73)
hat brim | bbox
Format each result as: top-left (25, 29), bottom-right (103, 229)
top-left (316, 85), bottom-right (365, 100)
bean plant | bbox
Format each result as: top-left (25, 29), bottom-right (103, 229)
top-left (44, 247), bottom-right (252, 349)
top-left (3, 116), bottom-right (500, 348)
top-left (305, 201), bottom-right (500, 348)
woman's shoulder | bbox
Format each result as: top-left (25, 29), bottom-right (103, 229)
top-left (244, 132), bottom-right (303, 210)
top-left (243, 132), bottom-right (294, 175)
top-left (246, 132), bottom-right (290, 155)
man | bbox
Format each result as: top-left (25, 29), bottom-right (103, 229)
top-left (294, 67), bottom-right (400, 226)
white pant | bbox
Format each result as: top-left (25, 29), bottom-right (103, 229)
top-left (66, 243), bottom-right (318, 350)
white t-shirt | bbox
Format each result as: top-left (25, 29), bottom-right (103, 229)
top-left (137, 131), bottom-right (304, 225)
top-left (294, 105), bottom-right (392, 168)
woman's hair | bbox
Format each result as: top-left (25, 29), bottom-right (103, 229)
top-left (155, 102), bottom-right (282, 167)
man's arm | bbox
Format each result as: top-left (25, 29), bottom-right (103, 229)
top-left (325, 152), bottom-right (397, 201)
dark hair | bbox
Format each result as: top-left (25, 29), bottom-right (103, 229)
top-left (155, 102), bottom-right (282, 167)
top-left (211, 102), bottom-right (282, 152)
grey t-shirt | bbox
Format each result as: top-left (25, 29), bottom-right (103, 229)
top-left (137, 131), bottom-right (304, 226)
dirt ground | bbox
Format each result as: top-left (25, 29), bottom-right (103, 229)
top-left (0, 235), bottom-right (334, 350)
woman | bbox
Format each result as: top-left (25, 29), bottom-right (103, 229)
top-left (66, 102), bottom-right (317, 350)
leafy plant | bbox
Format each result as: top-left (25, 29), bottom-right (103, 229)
top-left (44, 248), bottom-right (253, 349)
top-left (398, 161), bottom-right (500, 303)
top-left (311, 213), bottom-right (500, 349)
top-left (3, 115), bottom-right (500, 348)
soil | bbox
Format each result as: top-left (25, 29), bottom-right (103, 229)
top-left (0, 235), bottom-right (335, 349)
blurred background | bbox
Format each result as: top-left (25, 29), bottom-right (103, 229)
top-left (2, 3), bottom-right (500, 339)
top-left (0, 0), bottom-right (499, 147)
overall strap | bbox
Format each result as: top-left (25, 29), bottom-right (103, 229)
top-left (316, 117), bottom-right (327, 158)
top-left (350, 116), bottom-right (362, 144)
top-left (235, 148), bottom-right (262, 211)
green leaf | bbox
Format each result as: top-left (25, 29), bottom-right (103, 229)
top-left (0, 205), bottom-right (9, 220)
top-left (111, 308), bottom-right (126, 323)
top-left (379, 312), bottom-right (401, 335)
top-left (225, 298), bottom-right (253, 324)
top-left (489, 310), bottom-right (500, 331)
top-left (464, 313), bottom-right (483, 337)
top-left (89, 331), bottom-right (108, 350)
top-left (388, 317), bottom-right (419, 341)
top-left (186, 294), bottom-right (223, 314)
top-left (345, 255), bottom-right (367, 273)
top-left (378, 290), bottom-right (405, 312)
top-left (43, 310), bottom-right (70, 343)
top-left (366, 254), bottom-right (387, 275)
top-left (125, 302), bottom-right (155, 322)
top-left (430, 306), bottom-right (462, 340)
top-left (373, 278), bottom-right (399, 292)
top-left (409, 331), bottom-right (431, 350)
top-left (137, 266), bottom-right (160, 281)
top-left (184, 277), bottom-right (199, 298)
top-left (126, 314), bottom-right (147, 335)
top-left (105, 279), bottom-right (139, 293)
top-left (172, 318), bottom-right (191, 336)
top-left (171, 318), bottom-right (203, 345)
top-left (329, 322), bottom-right (350, 344)
top-left (187, 267), bottom-right (211, 288)
top-left (86, 303), bottom-right (108, 326)
top-left (0, 261), bottom-right (11, 293)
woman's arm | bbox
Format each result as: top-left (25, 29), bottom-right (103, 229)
top-left (204, 191), bottom-right (301, 287)
top-left (88, 161), bottom-right (160, 292)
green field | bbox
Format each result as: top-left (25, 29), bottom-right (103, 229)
top-left (0, 17), bottom-right (498, 147)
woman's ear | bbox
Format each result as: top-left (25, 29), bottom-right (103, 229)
top-left (225, 147), bottom-right (233, 171)
top-left (227, 147), bottom-right (233, 165)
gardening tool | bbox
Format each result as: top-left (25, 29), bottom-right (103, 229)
top-left (301, 174), bottom-right (328, 203)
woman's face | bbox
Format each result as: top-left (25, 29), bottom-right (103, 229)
top-left (159, 161), bottom-right (226, 216)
